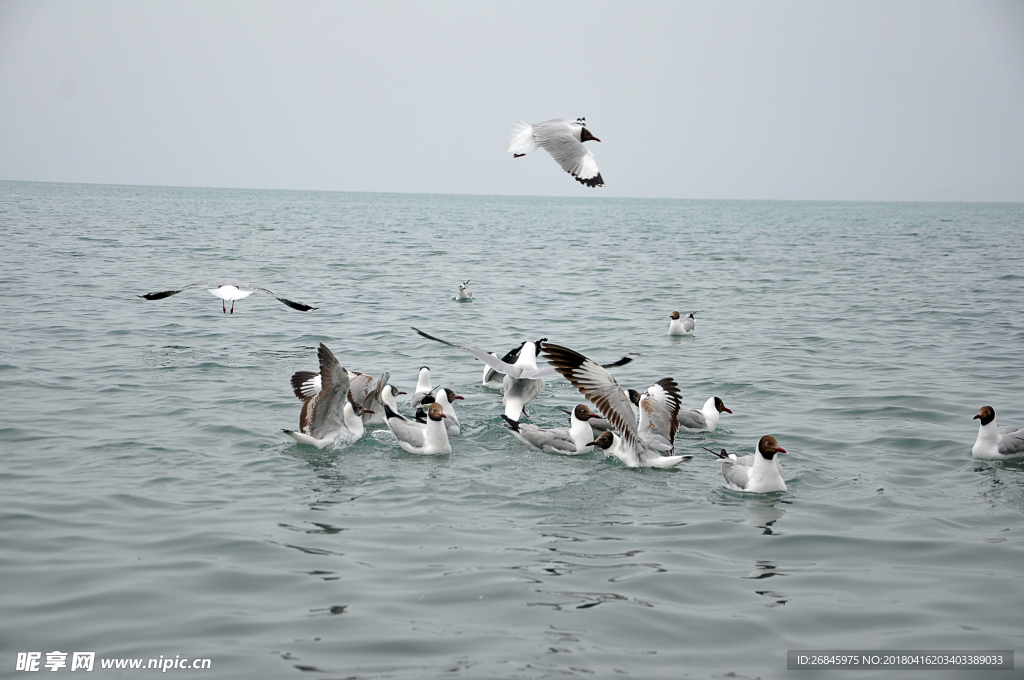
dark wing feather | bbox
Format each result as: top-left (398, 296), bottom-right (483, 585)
top-left (541, 343), bottom-right (638, 452)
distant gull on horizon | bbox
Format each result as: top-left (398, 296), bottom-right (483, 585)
top-left (138, 279), bottom-right (317, 313)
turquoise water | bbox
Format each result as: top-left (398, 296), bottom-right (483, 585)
top-left (1, 181), bottom-right (1022, 679)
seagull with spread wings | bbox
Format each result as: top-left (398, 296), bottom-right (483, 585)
top-left (138, 279), bottom-right (317, 313)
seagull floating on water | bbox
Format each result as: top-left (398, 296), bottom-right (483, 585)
top-left (972, 406), bottom-right (1024, 460)
top-left (669, 311), bottom-right (694, 336)
top-left (456, 281), bottom-right (473, 301)
top-left (708, 436), bottom-right (788, 493)
top-left (138, 279), bottom-right (317, 313)
top-left (542, 343), bottom-right (689, 468)
top-left (410, 367), bottom-right (434, 408)
top-left (419, 387), bottom-right (464, 436)
top-left (384, 402), bottom-right (451, 455)
top-left (677, 397), bottom-right (732, 433)
top-left (283, 344), bottom-right (366, 448)
top-left (508, 117), bottom-right (604, 187)
top-left (501, 404), bottom-right (602, 455)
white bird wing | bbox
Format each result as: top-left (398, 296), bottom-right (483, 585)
top-left (412, 327), bottom-right (533, 379)
top-left (676, 407), bottom-right (708, 431)
top-left (541, 343), bottom-right (639, 453)
top-left (307, 344), bottom-right (351, 439)
top-left (998, 426), bottom-right (1024, 456)
top-left (506, 419), bottom-right (576, 454)
top-left (507, 121), bottom-right (539, 155)
top-left (683, 316), bottom-right (695, 333)
top-left (383, 405), bottom-right (426, 449)
top-left (531, 120), bottom-right (603, 187)
top-left (348, 372), bottom-right (374, 407)
top-left (638, 379), bottom-right (682, 459)
top-left (722, 459), bottom-right (753, 490)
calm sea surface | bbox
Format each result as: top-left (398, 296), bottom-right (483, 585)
top-left (1, 181), bottom-right (1023, 679)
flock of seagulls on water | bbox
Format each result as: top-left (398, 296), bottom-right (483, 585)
top-left (136, 115), bottom-right (1023, 491)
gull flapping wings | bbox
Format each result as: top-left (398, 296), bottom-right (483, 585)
top-left (541, 343), bottom-right (641, 450)
top-left (138, 278), bottom-right (317, 311)
top-left (508, 118), bottom-right (604, 187)
top-left (542, 343), bottom-right (682, 463)
top-left (306, 344), bottom-right (352, 439)
top-left (412, 327), bottom-right (555, 380)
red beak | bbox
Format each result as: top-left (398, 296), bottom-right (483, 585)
top-left (723, 408), bottom-right (733, 414)
top-left (973, 414), bottom-right (981, 420)
top-left (775, 446), bottom-right (787, 454)
top-left (454, 395), bottom-right (464, 400)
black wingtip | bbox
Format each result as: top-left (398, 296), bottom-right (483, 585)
top-left (139, 289), bottom-right (180, 300)
top-left (500, 414), bottom-right (520, 431)
top-left (703, 446), bottom-right (729, 459)
top-left (383, 404), bottom-right (404, 421)
top-left (278, 297), bottom-right (317, 312)
top-left (574, 172), bottom-right (604, 188)
top-left (601, 355), bottom-right (634, 369)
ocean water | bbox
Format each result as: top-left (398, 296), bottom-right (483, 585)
top-left (1, 180), bottom-right (1022, 679)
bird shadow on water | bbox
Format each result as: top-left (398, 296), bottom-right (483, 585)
top-left (709, 489), bottom-right (789, 535)
top-left (973, 459), bottom-right (1024, 512)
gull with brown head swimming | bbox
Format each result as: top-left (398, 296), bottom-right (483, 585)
top-left (501, 404), bottom-right (603, 455)
top-left (713, 436), bottom-right (788, 493)
top-left (384, 402), bottom-right (451, 455)
top-left (419, 387), bottom-right (464, 436)
top-left (668, 311), bottom-right (694, 336)
top-left (972, 406), bottom-right (1024, 460)
top-left (676, 396), bottom-right (732, 434)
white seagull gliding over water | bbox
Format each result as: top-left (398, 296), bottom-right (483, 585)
top-left (138, 279), bottom-right (317, 313)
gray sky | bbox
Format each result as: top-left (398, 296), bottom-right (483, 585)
top-left (1, 0), bottom-right (1022, 200)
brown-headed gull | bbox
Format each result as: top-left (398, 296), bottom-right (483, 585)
top-left (972, 406), bottom-right (1024, 460)
top-left (419, 387), bottom-right (463, 436)
top-left (384, 402), bottom-right (451, 455)
top-left (708, 436), bottom-right (788, 493)
top-left (677, 397), bottom-right (732, 433)
top-left (508, 117), bottom-right (604, 187)
top-left (283, 344), bottom-right (366, 448)
top-left (542, 343), bottom-right (690, 468)
top-left (138, 279), bottom-right (317, 313)
top-left (501, 404), bottom-right (602, 455)
top-left (456, 280), bottom-right (473, 301)
top-left (668, 311), bottom-right (694, 336)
